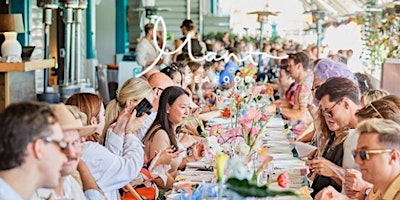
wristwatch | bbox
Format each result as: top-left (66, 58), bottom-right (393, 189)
top-left (364, 187), bottom-right (372, 197)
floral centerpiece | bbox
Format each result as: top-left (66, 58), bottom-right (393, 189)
top-left (203, 78), bottom-right (297, 198)
top-left (206, 84), bottom-right (274, 157)
top-left (220, 150), bottom-right (297, 198)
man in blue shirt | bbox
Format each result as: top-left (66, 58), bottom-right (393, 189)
top-left (219, 48), bottom-right (239, 87)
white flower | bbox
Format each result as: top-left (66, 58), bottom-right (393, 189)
top-left (221, 143), bottom-right (233, 155)
top-left (251, 137), bottom-right (262, 153)
top-left (229, 158), bottom-right (252, 180)
top-left (235, 143), bottom-right (250, 156)
top-left (206, 136), bottom-right (221, 155)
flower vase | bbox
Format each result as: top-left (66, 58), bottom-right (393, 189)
top-left (1, 32), bottom-right (22, 62)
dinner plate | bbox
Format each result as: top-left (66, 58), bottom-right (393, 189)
top-left (186, 161), bottom-right (208, 169)
top-left (172, 181), bottom-right (200, 187)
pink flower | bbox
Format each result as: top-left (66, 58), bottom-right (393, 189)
top-left (239, 117), bottom-right (252, 128)
top-left (219, 127), bottom-right (241, 142)
top-left (260, 113), bottom-right (269, 121)
top-left (175, 182), bottom-right (193, 195)
top-left (249, 127), bottom-right (259, 137)
top-left (209, 124), bottom-right (223, 136)
top-left (277, 172), bottom-right (290, 188)
top-left (247, 85), bottom-right (262, 97)
top-left (235, 94), bottom-right (242, 104)
top-left (239, 108), bottom-right (261, 128)
top-left (247, 108), bottom-right (261, 121)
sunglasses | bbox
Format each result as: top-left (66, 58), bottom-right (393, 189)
top-left (311, 85), bottom-right (320, 92)
top-left (352, 149), bottom-right (392, 161)
top-left (153, 87), bottom-right (164, 93)
top-left (321, 100), bottom-right (341, 118)
top-left (40, 136), bottom-right (69, 150)
top-left (368, 103), bottom-right (384, 118)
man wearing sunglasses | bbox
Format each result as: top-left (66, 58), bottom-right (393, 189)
top-left (31, 104), bottom-right (103, 200)
top-left (315, 118), bottom-right (400, 200)
top-left (310, 77), bottom-right (362, 197)
top-left (0, 102), bottom-right (67, 200)
top-left (354, 118), bottom-right (400, 200)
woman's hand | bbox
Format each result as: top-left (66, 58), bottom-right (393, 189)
top-left (113, 106), bottom-right (148, 137)
top-left (154, 146), bottom-right (180, 166)
top-left (125, 109), bottom-right (148, 134)
top-left (191, 142), bottom-right (205, 161)
top-left (112, 106), bottom-right (135, 136)
top-left (309, 157), bottom-right (341, 178)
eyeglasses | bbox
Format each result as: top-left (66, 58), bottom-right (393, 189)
top-left (352, 149), bottom-right (392, 161)
top-left (368, 103), bottom-right (384, 118)
top-left (321, 100), bottom-right (341, 118)
top-left (166, 64), bottom-right (179, 72)
top-left (311, 85), bottom-right (320, 92)
top-left (153, 87), bottom-right (164, 92)
top-left (40, 136), bottom-right (68, 150)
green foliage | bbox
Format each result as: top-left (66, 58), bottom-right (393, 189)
top-left (226, 177), bottom-right (297, 198)
top-left (203, 32), bottom-right (262, 44)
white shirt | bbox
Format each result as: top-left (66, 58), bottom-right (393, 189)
top-left (343, 129), bottom-right (359, 170)
top-left (0, 178), bottom-right (23, 200)
top-left (31, 175), bottom-right (86, 200)
top-left (136, 112), bottom-right (157, 141)
top-left (82, 131), bottom-right (144, 200)
top-left (136, 38), bottom-right (160, 70)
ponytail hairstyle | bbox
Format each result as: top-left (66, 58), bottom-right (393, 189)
top-left (102, 77), bottom-right (154, 143)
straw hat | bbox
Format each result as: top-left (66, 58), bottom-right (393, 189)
top-left (50, 103), bottom-right (98, 137)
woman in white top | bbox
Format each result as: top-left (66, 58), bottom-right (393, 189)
top-left (66, 91), bottom-right (147, 200)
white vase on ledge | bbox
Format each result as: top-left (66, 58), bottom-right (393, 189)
top-left (1, 32), bottom-right (22, 62)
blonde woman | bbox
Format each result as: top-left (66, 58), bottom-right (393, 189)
top-left (95, 78), bottom-right (177, 198)
top-left (360, 89), bottom-right (389, 107)
top-left (103, 77), bottom-right (155, 142)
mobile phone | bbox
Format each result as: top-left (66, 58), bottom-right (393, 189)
top-left (134, 98), bottom-right (153, 117)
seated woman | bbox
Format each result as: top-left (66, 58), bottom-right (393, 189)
top-left (103, 77), bottom-right (155, 141)
top-left (64, 93), bottom-right (146, 200)
top-left (315, 96), bottom-right (400, 200)
top-left (66, 90), bottom-right (178, 199)
top-left (161, 63), bottom-right (183, 87)
top-left (143, 86), bottom-right (204, 176)
top-left (308, 77), bottom-right (361, 198)
top-left (65, 93), bottom-right (105, 143)
top-left (360, 89), bottom-right (389, 107)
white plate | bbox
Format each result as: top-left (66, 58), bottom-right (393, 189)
top-left (172, 181), bottom-right (200, 187)
top-left (186, 161), bottom-right (208, 169)
top-left (179, 170), bottom-right (214, 176)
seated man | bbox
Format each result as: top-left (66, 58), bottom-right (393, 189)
top-left (0, 102), bottom-right (67, 200)
top-left (31, 104), bottom-right (104, 200)
top-left (316, 118), bottom-right (400, 200)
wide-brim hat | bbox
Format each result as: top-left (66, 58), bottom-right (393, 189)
top-left (50, 103), bottom-right (98, 137)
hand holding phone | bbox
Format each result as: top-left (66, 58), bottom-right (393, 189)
top-left (134, 98), bottom-right (153, 117)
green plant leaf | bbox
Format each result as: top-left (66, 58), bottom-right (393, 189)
top-left (226, 177), bottom-right (298, 197)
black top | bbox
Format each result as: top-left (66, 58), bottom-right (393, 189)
top-left (177, 37), bottom-right (203, 61)
top-left (311, 133), bottom-right (344, 198)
